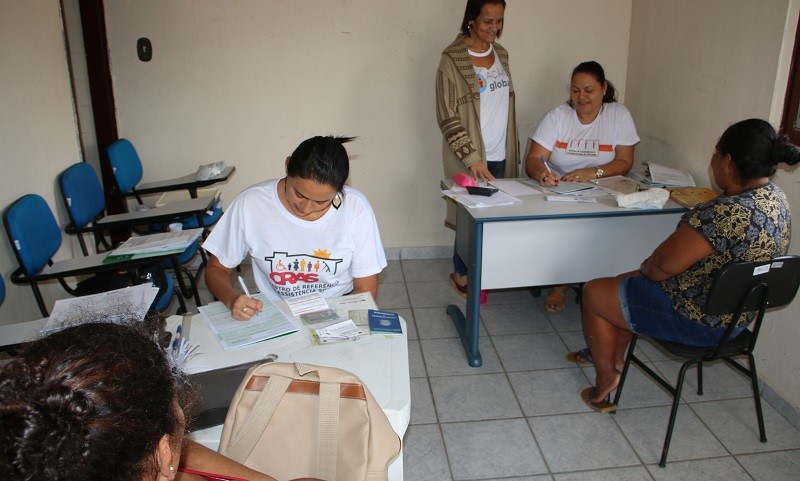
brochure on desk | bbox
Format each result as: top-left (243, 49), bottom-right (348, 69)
top-left (198, 294), bottom-right (298, 350)
top-left (43, 283), bottom-right (159, 333)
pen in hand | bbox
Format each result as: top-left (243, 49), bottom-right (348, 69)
top-left (236, 275), bottom-right (261, 319)
top-left (238, 275), bottom-right (253, 298)
top-left (540, 156), bottom-right (558, 185)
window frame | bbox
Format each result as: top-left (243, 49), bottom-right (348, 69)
top-left (781, 14), bottom-right (800, 145)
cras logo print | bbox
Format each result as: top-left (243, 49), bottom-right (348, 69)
top-left (264, 250), bottom-right (344, 297)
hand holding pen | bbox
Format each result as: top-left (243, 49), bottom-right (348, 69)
top-left (539, 156), bottom-right (559, 186)
top-left (232, 275), bottom-right (263, 321)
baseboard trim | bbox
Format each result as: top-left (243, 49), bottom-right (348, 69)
top-left (384, 246), bottom-right (451, 261)
top-left (762, 381), bottom-right (800, 431)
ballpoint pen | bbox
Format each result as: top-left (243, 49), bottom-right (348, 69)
top-left (238, 275), bottom-right (252, 298)
top-left (540, 155), bottom-right (558, 184)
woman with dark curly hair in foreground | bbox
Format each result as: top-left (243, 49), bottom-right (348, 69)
top-left (0, 321), bottom-right (319, 481)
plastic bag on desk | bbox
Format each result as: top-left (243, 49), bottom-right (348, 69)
top-left (615, 188), bottom-right (670, 209)
top-left (195, 161), bottom-right (226, 181)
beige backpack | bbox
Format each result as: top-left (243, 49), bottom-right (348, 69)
top-left (218, 362), bottom-right (401, 481)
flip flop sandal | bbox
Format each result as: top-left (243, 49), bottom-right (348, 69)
top-left (544, 288), bottom-right (567, 314)
top-left (448, 273), bottom-right (467, 299)
top-left (566, 348), bottom-right (594, 366)
top-left (581, 387), bottom-right (617, 413)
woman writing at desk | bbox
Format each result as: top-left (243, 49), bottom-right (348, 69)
top-left (524, 60), bottom-right (640, 314)
top-left (435, 0), bottom-right (520, 298)
top-left (578, 119), bottom-right (798, 411)
top-left (203, 136), bottom-right (387, 321)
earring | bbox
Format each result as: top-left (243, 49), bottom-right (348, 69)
top-left (332, 196), bottom-right (342, 209)
top-left (169, 465), bottom-right (175, 472)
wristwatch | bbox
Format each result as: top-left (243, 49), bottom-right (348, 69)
top-left (595, 168), bottom-right (604, 178)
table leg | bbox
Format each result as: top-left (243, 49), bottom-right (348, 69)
top-left (446, 206), bottom-right (483, 367)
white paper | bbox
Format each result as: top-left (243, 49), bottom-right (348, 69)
top-left (442, 189), bottom-right (522, 208)
top-left (109, 228), bottom-right (203, 255)
top-left (198, 294), bottom-right (298, 350)
top-left (541, 182), bottom-right (597, 195)
top-left (489, 179), bottom-right (543, 196)
top-left (284, 292), bottom-right (329, 316)
top-left (324, 291), bottom-right (377, 313)
top-left (546, 195), bottom-right (597, 203)
top-left (590, 175), bottom-right (645, 194)
top-left (44, 283), bottom-right (159, 332)
top-left (315, 319), bottom-right (362, 343)
top-left (647, 162), bottom-right (695, 187)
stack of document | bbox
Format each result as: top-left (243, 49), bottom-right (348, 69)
top-left (442, 187), bottom-right (522, 208)
top-left (287, 292), bottom-right (371, 344)
top-left (198, 293), bottom-right (299, 350)
top-left (541, 182), bottom-right (596, 195)
top-left (104, 228), bottom-right (203, 263)
top-left (630, 163), bottom-right (695, 188)
top-left (314, 319), bottom-right (363, 343)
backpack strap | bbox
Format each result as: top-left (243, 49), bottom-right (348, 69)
top-left (225, 374), bottom-right (292, 462)
top-left (295, 363), bottom-right (339, 481)
top-left (317, 381), bottom-right (339, 481)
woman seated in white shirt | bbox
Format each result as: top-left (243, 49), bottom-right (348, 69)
top-left (524, 60), bottom-right (640, 314)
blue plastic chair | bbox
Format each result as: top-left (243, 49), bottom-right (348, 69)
top-left (3, 194), bottom-right (186, 316)
top-left (59, 162), bottom-right (204, 310)
top-left (58, 162), bottom-right (113, 255)
top-left (107, 138), bottom-right (223, 229)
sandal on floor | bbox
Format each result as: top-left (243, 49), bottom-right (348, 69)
top-left (544, 288), bottom-right (567, 314)
top-left (581, 387), bottom-right (617, 413)
top-left (566, 348), bottom-right (594, 366)
top-left (449, 273), bottom-right (467, 299)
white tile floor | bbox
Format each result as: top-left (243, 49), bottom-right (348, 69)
top-left (188, 257), bottom-right (800, 481)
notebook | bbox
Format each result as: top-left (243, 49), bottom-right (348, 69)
top-left (542, 182), bottom-right (597, 195)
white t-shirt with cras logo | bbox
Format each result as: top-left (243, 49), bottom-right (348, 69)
top-left (203, 178), bottom-right (387, 300)
top-left (530, 102), bottom-right (639, 175)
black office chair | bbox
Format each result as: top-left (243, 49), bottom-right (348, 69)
top-left (612, 255), bottom-right (800, 467)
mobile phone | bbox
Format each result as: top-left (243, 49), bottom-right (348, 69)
top-left (465, 185), bottom-right (499, 196)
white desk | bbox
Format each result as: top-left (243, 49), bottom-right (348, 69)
top-left (178, 311), bottom-right (410, 481)
top-left (0, 310), bottom-right (410, 480)
top-left (0, 318), bottom-right (47, 347)
top-left (448, 191), bottom-right (686, 367)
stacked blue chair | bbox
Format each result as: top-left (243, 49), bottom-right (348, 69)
top-left (106, 140), bottom-right (222, 303)
top-left (106, 138), bottom-right (223, 229)
top-left (58, 163), bottom-right (191, 312)
top-left (4, 193), bottom-right (185, 316)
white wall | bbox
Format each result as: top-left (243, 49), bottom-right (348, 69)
top-left (626, 0), bottom-right (800, 408)
top-left (4, 1), bottom-right (797, 412)
top-left (103, 0), bottom-right (632, 248)
top-left (0, 0), bottom-right (83, 324)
